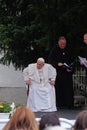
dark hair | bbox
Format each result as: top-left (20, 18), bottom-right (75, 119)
top-left (58, 36), bottom-right (66, 41)
top-left (39, 113), bottom-right (60, 130)
top-left (73, 110), bottom-right (87, 130)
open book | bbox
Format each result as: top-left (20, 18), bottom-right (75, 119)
top-left (78, 56), bottom-right (87, 68)
top-left (63, 62), bottom-right (74, 70)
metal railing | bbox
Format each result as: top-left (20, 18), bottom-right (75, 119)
top-left (73, 58), bottom-right (87, 106)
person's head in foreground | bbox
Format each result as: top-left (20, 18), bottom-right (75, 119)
top-left (73, 110), bottom-right (87, 130)
top-left (39, 113), bottom-right (60, 130)
top-left (44, 126), bottom-right (66, 130)
top-left (2, 106), bottom-right (38, 130)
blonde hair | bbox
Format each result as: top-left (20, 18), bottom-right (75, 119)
top-left (3, 106), bottom-right (38, 130)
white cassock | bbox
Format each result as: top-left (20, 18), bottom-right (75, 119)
top-left (23, 63), bottom-right (57, 112)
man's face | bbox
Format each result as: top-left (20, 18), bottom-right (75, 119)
top-left (37, 60), bottom-right (44, 69)
top-left (84, 34), bottom-right (87, 44)
top-left (58, 39), bottom-right (66, 49)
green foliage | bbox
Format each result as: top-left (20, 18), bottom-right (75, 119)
top-left (0, 102), bottom-right (11, 113)
top-left (0, 101), bottom-right (22, 113)
top-left (3, 102), bottom-right (12, 113)
top-left (0, 0), bottom-right (87, 68)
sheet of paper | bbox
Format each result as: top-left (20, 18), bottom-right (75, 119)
top-left (78, 56), bottom-right (87, 68)
top-left (63, 63), bottom-right (70, 68)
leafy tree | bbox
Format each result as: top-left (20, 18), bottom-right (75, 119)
top-left (0, 0), bottom-right (87, 68)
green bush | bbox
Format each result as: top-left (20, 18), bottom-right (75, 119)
top-left (0, 102), bottom-right (11, 113)
top-left (0, 102), bottom-right (22, 113)
top-left (3, 102), bottom-right (12, 113)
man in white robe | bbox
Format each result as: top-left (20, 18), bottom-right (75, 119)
top-left (23, 58), bottom-right (57, 112)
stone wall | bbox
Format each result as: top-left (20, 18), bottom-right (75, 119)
top-left (0, 87), bottom-right (27, 105)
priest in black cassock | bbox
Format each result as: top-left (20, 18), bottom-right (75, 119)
top-left (48, 36), bottom-right (75, 109)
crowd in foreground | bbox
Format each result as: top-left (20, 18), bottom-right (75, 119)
top-left (2, 106), bottom-right (87, 130)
